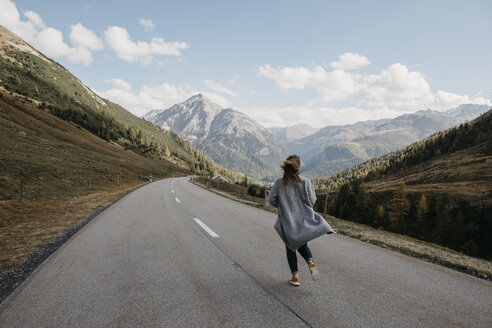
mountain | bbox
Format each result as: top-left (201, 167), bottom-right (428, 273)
top-left (0, 25), bottom-right (242, 183)
top-left (313, 110), bottom-right (492, 259)
top-left (142, 94), bottom-right (224, 144)
top-left (444, 103), bottom-right (491, 120)
top-left (143, 94), bottom-right (288, 181)
top-left (268, 124), bottom-right (318, 145)
top-left (288, 119), bottom-right (389, 167)
top-left (291, 106), bottom-right (490, 178)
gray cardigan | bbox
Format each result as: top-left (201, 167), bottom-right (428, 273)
top-left (268, 176), bottom-right (333, 251)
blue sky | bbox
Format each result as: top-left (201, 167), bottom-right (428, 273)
top-left (1, 0), bottom-right (491, 127)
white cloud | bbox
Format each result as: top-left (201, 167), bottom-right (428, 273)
top-left (0, 0), bottom-right (102, 66)
top-left (97, 79), bottom-right (231, 116)
top-left (69, 23), bottom-right (103, 50)
top-left (23, 10), bottom-right (45, 29)
top-left (259, 54), bottom-right (490, 112)
top-left (310, 68), bottom-right (360, 103)
top-left (104, 25), bottom-right (189, 64)
top-left (330, 52), bottom-right (370, 71)
top-left (105, 78), bottom-right (132, 90)
top-left (258, 64), bottom-right (313, 90)
top-left (66, 47), bottom-right (93, 66)
top-left (139, 18), bottom-right (154, 32)
top-left (431, 91), bottom-right (491, 111)
top-left (203, 79), bottom-right (238, 96)
top-left (360, 63), bottom-right (433, 108)
top-left (0, 0), bottom-right (21, 28)
top-left (259, 64), bottom-right (359, 102)
top-left (35, 27), bottom-right (70, 57)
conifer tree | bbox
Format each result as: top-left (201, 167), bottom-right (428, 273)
top-left (389, 180), bottom-right (410, 228)
top-left (164, 145), bottom-right (171, 158)
top-left (355, 182), bottom-right (370, 223)
top-left (416, 194), bottom-right (428, 222)
top-left (128, 128), bottom-right (137, 142)
top-left (374, 204), bottom-right (386, 226)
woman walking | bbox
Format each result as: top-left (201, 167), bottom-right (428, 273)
top-left (268, 155), bottom-right (334, 286)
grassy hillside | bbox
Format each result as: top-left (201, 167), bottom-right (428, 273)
top-left (0, 26), bottom-right (242, 183)
top-left (313, 111), bottom-right (492, 259)
top-left (364, 143), bottom-right (491, 206)
top-left (0, 89), bottom-right (192, 273)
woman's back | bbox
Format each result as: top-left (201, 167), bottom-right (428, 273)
top-left (269, 174), bottom-right (332, 251)
top-left (270, 176), bottom-right (315, 218)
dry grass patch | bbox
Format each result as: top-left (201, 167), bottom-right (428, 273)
top-left (366, 144), bottom-right (492, 206)
top-left (0, 183), bottom-right (142, 274)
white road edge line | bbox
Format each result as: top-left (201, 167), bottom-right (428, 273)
top-left (175, 197), bottom-right (181, 203)
top-left (193, 218), bottom-right (219, 238)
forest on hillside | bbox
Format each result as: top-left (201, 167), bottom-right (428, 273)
top-left (314, 111), bottom-right (492, 259)
top-left (316, 180), bottom-right (491, 259)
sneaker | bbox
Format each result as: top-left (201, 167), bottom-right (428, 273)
top-left (308, 260), bottom-right (319, 281)
top-left (289, 275), bottom-right (300, 286)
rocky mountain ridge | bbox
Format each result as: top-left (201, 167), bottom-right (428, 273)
top-left (288, 104), bottom-right (491, 177)
top-left (143, 94), bottom-right (288, 181)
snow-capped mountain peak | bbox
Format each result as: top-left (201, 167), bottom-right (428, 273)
top-left (142, 94), bottom-right (225, 143)
top-left (444, 104), bottom-right (491, 120)
top-left (142, 95), bottom-right (288, 180)
top-left (180, 93), bottom-right (224, 114)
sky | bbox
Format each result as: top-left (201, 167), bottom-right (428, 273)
top-left (1, 0), bottom-right (491, 128)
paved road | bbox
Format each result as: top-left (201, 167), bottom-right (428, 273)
top-left (0, 177), bottom-right (491, 327)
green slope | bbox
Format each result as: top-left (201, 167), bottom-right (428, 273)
top-left (0, 26), bottom-right (242, 182)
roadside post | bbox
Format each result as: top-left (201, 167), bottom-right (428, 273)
top-left (324, 191), bottom-right (329, 214)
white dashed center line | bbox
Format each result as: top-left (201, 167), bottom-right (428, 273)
top-left (171, 190), bottom-right (175, 193)
top-left (193, 218), bottom-right (219, 238)
top-left (175, 197), bottom-right (181, 203)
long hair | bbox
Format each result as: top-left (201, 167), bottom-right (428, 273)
top-left (281, 155), bottom-right (303, 186)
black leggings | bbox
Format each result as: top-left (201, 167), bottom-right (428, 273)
top-left (286, 243), bottom-right (313, 274)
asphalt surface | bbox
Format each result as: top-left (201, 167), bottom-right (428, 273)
top-left (0, 177), bottom-right (491, 327)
